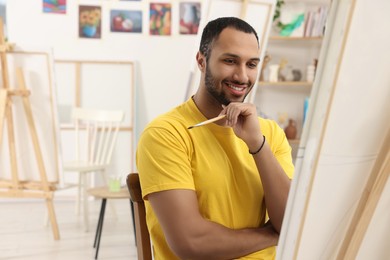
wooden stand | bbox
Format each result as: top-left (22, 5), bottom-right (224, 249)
top-left (0, 18), bottom-right (60, 240)
top-left (336, 129), bottom-right (390, 259)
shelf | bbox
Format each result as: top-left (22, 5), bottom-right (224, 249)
top-left (259, 81), bottom-right (312, 87)
top-left (269, 36), bottom-right (323, 41)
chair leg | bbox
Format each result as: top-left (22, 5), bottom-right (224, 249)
top-left (75, 173), bottom-right (82, 215)
top-left (130, 200), bottom-right (136, 246)
top-left (82, 174), bottom-right (89, 232)
top-left (100, 171), bottom-right (117, 219)
top-left (94, 199), bottom-right (106, 247)
top-left (94, 199), bottom-right (107, 259)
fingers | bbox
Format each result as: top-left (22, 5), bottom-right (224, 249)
top-left (220, 105), bottom-right (236, 126)
top-left (221, 102), bottom-right (257, 126)
top-left (227, 107), bottom-right (241, 126)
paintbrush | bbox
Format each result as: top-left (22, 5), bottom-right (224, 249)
top-left (187, 115), bottom-right (226, 130)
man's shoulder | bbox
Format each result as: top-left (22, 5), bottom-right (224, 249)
top-left (137, 102), bottom-right (194, 157)
top-left (145, 102), bottom-right (192, 133)
top-left (259, 117), bottom-right (280, 131)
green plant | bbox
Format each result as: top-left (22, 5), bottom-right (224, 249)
top-left (273, 0), bottom-right (285, 27)
top-left (273, 0), bottom-right (305, 36)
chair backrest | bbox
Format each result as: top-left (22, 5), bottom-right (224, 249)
top-left (126, 173), bottom-right (152, 260)
top-left (72, 107), bottom-right (124, 165)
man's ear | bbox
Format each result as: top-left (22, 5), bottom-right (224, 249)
top-left (196, 52), bottom-right (205, 71)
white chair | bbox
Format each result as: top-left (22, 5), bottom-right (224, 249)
top-left (63, 107), bottom-right (124, 231)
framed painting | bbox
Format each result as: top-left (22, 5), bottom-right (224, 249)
top-left (149, 3), bottom-right (171, 36)
top-left (110, 10), bottom-right (142, 33)
top-left (79, 5), bottom-right (101, 39)
top-left (43, 0), bottom-right (66, 14)
top-left (179, 2), bottom-right (201, 35)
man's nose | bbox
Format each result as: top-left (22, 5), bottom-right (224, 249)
top-left (232, 64), bottom-right (249, 83)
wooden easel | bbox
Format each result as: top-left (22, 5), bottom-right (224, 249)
top-left (0, 18), bottom-right (60, 240)
top-left (336, 128), bottom-right (390, 259)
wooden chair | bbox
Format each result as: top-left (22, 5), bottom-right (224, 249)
top-left (63, 107), bottom-right (124, 231)
top-left (126, 173), bottom-right (152, 260)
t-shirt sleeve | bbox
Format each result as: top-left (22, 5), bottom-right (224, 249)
top-left (265, 120), bottom-right (295, 179)
top-left (136, 124), bottom-right (195, 199)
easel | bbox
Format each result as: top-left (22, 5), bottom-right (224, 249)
top-left (336, 128), bottom-right (390, 259)
top-left (0, 18), bottom-right (60, 240)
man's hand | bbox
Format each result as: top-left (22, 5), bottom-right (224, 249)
top-left (220, 102), bottom-right (263, 151)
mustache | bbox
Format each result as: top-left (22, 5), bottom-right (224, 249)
top-left (223, 79), bottom-right (251, 87)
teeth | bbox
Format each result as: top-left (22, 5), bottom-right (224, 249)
top-left (227, 83), bottom-right (244, 91)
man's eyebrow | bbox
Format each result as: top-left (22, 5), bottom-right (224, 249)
top-left (222, 53), bottom-right (260, 62)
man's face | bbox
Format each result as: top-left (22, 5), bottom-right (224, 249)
top-left (204, 27), bottom-right (260, 105)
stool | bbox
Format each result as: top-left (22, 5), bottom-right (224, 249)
top-left (87, 186), bottom-right (135, 259)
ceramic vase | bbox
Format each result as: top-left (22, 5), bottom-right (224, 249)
top-left (284, 119), bottom-right (297, 140)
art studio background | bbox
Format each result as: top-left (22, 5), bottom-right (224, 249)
top-left (1, 1), bottom-right (390, 260)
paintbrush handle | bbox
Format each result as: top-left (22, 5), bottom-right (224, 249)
top-left (188, 114), bottom-right (226, 129)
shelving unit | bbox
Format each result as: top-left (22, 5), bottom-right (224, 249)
top-left (269, 36), bottom-right (323, 41)
top-left (254, 33), bottom-right (321, 131)
top-left (259, 81), bottom-right (312, 87)
top-left (251, 0), bottom-right (331, 161)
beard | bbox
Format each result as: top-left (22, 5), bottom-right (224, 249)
top-left (204, 64), bottom-right (251, 106)
top-left (205, 65), bottom-right (231, 106)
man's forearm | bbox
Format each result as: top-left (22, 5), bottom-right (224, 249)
top-left (251, 141), bottom-right (291, 232)
top-left (167, 218), bottom-right (278, 260)
top-left (149, 188), bottom-right (279, 260)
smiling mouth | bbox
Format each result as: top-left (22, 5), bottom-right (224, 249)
top-left (227, 83), bottom-right (245, 91)
top-left (225, 82), bottom-right (248, 95)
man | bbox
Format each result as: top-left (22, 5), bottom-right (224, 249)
top-left (137, 17), bottom-right (294, 259)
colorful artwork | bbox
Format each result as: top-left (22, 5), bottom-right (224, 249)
top-left (110, 10), bottom-right (142, 33)
top-left (179, 2), bottom-right (201, 35)
top-left (43, 0), bottom-right (66, 14)
top-left (149, 3), bottom-right (171, 36)
top-left (79, 6), bottom-right (101, 39)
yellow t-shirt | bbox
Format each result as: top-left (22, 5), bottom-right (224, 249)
top-left (136, 98), bottom-right (294, 260)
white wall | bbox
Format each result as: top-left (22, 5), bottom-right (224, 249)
top-left (5, 0), bottom-right (201, 196)
top-left (7, 0), bottom-right (199, 137)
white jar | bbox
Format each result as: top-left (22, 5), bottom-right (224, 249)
top-left (306, 65), bottom-right (315, 82)
top-left (269, 64), bottom-right (280, 82)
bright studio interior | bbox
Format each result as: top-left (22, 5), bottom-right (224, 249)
top-left (1, 0), bottom-right (389, 260)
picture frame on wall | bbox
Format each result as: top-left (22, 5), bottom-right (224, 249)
top-left (179, 2), bottom-right (201, 35)
top-left (79, 5), bottom-right (101, 39)
top-left (149, 3), bottom-right (171, 36)
top-left (110, 10), bottom-right (142, 33)
top-left (43, 0), bottom-right (66, 14)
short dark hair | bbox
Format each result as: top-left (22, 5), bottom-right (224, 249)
top-left (199, 17), bottom-right (259, 61)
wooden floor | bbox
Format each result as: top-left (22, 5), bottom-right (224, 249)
top-left (0, 198), bottom-right (138, 260)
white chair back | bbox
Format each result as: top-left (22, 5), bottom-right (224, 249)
top-left (72, 107), bottom-right (125, 166)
